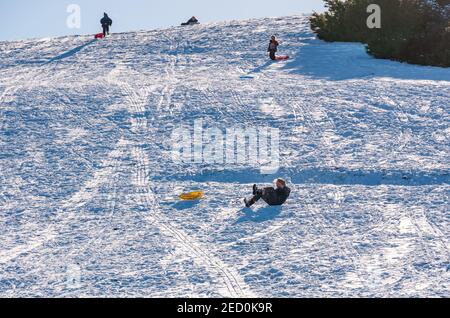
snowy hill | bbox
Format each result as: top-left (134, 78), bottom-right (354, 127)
top-left (0, 15), bottom-right (449, 297)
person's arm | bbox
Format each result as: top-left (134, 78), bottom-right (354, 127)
top-left (282, 187), bottom-right (291, 201)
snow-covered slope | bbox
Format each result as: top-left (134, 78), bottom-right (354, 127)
top-left (0, 15), bottom-right (449, 297)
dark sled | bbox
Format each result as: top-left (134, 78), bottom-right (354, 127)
top-left (181, 22), bottom-right (200, 26)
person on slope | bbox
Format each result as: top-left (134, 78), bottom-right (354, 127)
top-left (244, 178), bottom-right (291, 208)
top-left (182, 16), bottom-right (199, 26)
top-left (268, 35), bottom-right (279, 61)
top-left (100, 13), bottom-right (113, 37)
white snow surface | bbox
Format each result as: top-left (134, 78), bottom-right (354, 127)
top-left (0, 15), bottom-right (449, 297)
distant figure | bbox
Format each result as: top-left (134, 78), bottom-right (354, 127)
top-left (100, 13), bottom-right (113, 37)
top-left (268, 35), bottom-right (279, 60)
top-left (181, 16), bottom-right (199, 26)
top-left (244, 178), bottom-right (291, 208)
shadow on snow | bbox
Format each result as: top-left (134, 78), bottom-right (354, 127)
top-left (153, 167), bottom-right (449, 186)
top-left (283, 39), bottom-right (450, 82)
top-left (171, 200), bottom-right (201, 210)
top-left (43, 39), bottom-right (97, 64)
top-left (235, 206), bottom-right (283, 224)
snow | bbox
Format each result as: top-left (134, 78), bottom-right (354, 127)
top-left (0, 15), bottom-right (449, 297)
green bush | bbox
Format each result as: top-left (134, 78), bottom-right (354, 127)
top-left (310, 0), bottom-right (450, 67)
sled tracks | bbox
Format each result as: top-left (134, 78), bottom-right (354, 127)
top-left (0, 64), bottom-right (126, 265)
top-left (108, 56), bottom-right (255, 297)
top-left (0, 140), bottom-right (128, 265)
top-left (131, 146), bottom-right (255, 298)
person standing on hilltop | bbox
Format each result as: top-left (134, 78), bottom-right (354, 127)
top-left (100, 13), bottom-right (113, 37)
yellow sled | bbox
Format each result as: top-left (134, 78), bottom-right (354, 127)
top-left (179, 191), bottom-right (204, 201)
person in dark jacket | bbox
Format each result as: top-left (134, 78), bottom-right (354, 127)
top-left (268, 35), bottom-right (279, 60)
top-left (100, 13), bottom-right (113, 37)
top-left (181, 16), bottom-right (199, 26)
top-left (244, 178), bottom-right (291, 208)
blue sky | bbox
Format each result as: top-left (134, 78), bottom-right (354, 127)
top-left (0, 0), bottom-right (325, 41)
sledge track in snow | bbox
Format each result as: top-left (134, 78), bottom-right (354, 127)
top-left (0, 41), bottom-right (129, 260)
top-left (0, 140), bottom-right (128, 265)
top-left (133, 150), bottom-right (250, 296)
top-left (0, 60), bottom-right (84, 264)
top-left (131, 146), bottom-right (253, 297)
top-left (0, 55), bottom-right (142, 266)
top-left (109, 59), bottom-right (256, 297)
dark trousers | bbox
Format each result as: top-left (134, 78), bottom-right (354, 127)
top-left (102, 25), bottom-right (110, 36)
top-left (269, 51), bottom-right (276, 60)
top-left (248, 188), bottom-right (275, 206)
